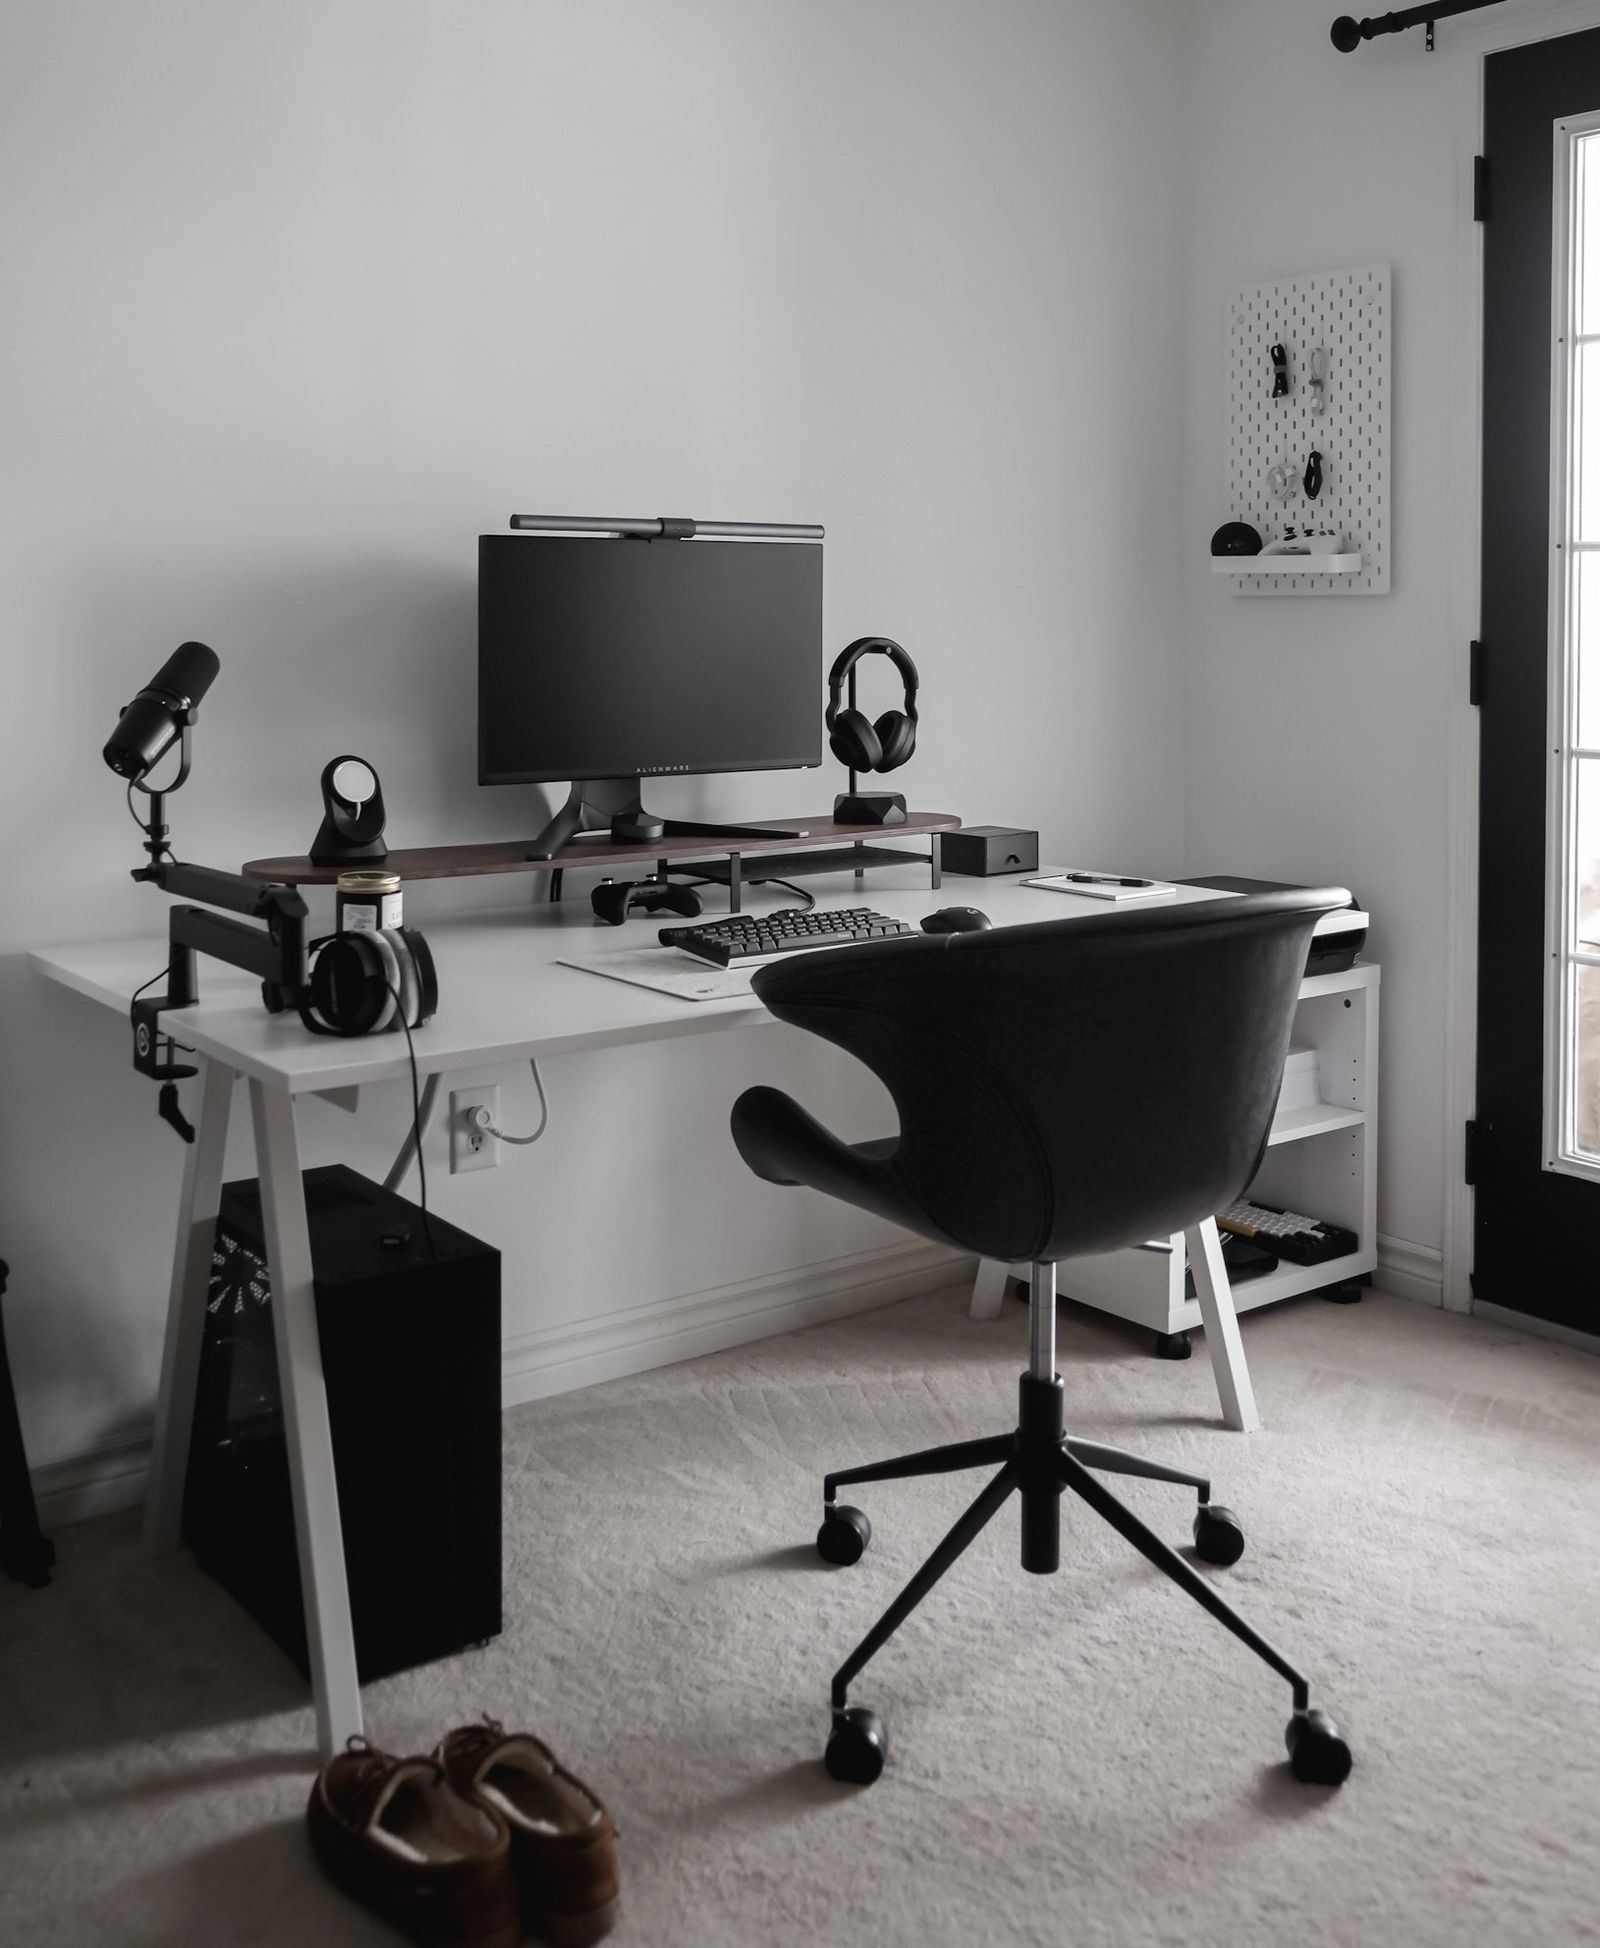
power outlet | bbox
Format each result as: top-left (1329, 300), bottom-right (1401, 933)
top-left (449, 1086), bottom-right (500, 1174)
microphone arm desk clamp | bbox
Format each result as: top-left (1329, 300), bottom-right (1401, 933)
top-left (127, 724), bottom-right (309, 1142)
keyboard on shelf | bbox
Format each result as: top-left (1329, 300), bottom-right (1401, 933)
top-left (658, 906), bottom-right (916, 966)
top-left (1217, 1199), bottom-right (1359, 1267)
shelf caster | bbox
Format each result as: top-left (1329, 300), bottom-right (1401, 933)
top-left (1320, 1278), bottom-right (1365, 1304)
top-left (1153, 1330), bottom-right (1192, 1360)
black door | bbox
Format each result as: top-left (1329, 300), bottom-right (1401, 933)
top-left (1477, 29), bottom-right (1600, 1329)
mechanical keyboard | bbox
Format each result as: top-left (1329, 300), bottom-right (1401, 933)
top-left (658, 906), bottom-right (916, 966)
top-left (1217, 1199), bottom-right (1359, 1267)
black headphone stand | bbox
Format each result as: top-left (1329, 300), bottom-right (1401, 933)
top-left (834, 784), bottom-right (908, 826)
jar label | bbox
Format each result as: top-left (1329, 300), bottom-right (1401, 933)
top-left (341, 891), bottom-right (403, 931)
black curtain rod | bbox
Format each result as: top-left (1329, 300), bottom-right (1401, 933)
top-left (1331, 2), bottom-right (1505, 54)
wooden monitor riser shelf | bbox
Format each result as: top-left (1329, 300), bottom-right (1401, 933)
top-left (244, 810), bottom-right (961, 887)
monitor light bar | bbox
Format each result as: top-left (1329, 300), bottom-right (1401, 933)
top-left (508, 514), bottom-right (824, 541)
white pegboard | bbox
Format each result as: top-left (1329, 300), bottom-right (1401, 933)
top-left (1223, 262), bottom-right (1390, 595)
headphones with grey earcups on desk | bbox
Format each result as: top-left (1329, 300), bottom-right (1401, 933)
top-left (262, 926), bottom-right (438, 1036)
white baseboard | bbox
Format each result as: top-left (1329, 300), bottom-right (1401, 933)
top-left (1374, 1233), bottom-right (1445, 1308)
top-left (31, 1434), bottom-right (153, 1528)
top-left (1472, 1299), bottom-right (1600, 1357)
top-left (28, 1239), bottom-right (971, 1529)
top-left (499, 1239), bottom-right (969, 1407)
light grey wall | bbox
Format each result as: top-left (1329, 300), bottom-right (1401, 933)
top-left (0, 1), bottom-right (1189, 1481)
top-left (1179, 0), bottom-right (1472, 1265)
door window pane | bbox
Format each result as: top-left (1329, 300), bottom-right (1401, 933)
top-left (1575, 341), bottom-right (1600, 542)
top-left (1579, 132), bottom-right (1600, 335)
top-left (1577, 964), bottom-right (1600, 1159)
top-left (1576, 552), bottom-right (1600, 748)
top-left (1578, 759), bottom-right (1600, 952)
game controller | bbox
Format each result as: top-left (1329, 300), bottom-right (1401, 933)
top-left (590, 878), bottom-right (705, 926)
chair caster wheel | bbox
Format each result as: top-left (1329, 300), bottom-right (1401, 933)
top-left (825, 1706), bottom-right (887, 1785)
top-left (1286, 1707), bottom-right (1353, 1786)
top-left (1153, 1331), bottom-right (1192, 1360)
top-left (816, 1505), bottom-right (871, 1566)
top-left (1192, 1503), bottom-right (1245, 1566)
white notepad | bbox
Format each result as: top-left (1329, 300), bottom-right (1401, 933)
top-left (558, 946), bottom-right (756, 1002)
top-left (1023, 871), bottom-right (1177, 902)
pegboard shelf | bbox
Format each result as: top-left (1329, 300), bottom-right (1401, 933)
top-left (1211, 553), bottom-right (1362, 575)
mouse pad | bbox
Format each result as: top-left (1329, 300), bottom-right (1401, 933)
top-left (557, 946), bottom-right (757, 1003)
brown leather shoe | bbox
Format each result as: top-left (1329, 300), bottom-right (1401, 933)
top-left (307, 1736), bottom-right (521, 1948)
top-left (436, 1720), bottom-right (620, 1947)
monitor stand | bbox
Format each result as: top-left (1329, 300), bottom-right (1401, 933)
top-left (526, 778), bottom-right (811, 860)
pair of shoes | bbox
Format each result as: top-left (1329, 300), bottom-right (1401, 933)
top-left (307, 1738), bottom-right (519, 1948)
top-left (308, 1726), bottom-right (620, 1948)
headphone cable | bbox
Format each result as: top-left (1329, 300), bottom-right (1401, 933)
top-left (384, 980), bottom-right (439, 1263)
top-left (382, 1072), bottom-right (439, 1194)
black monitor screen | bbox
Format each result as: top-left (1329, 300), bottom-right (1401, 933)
top-left (478, 535), bottom-right (823, 785)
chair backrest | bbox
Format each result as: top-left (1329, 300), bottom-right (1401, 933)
top-left (748, 890), bottom-right (1350, 1264)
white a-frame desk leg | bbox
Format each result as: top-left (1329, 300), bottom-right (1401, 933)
top-left (1184, 1217), bottom-right (1259, 1434)
top-left (968, 1258), bottom-right (1011, 1321)
top-left (144, 1058), bottom-right (235, 1556)
top-left (250, 1078), bottom-right (362, 1756)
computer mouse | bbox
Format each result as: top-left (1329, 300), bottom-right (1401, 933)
top-left (921, 906), bottom-right (992, 935)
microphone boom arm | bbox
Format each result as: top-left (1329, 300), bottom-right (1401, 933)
top-left (129, 851), bottom-right (309, 1141)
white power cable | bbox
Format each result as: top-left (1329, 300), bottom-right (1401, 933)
top-left (469, 1060), bottom-right (550, 1145)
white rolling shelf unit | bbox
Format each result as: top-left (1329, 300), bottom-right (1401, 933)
top-left (982, 962), bottom-right (1378, 1349)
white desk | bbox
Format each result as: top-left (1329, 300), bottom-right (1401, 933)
top-left (30, 871), bottom-right (1242, 1756)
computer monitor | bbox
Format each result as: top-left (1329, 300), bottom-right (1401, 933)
top-left (479, 533), bottom-right (823, 857)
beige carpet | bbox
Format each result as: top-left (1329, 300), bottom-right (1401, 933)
top-left (2, 1286), bottom-right (1599, 1948)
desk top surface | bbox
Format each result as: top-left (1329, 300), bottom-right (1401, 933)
top-left (32, 870), bottom-right (1231, 1094)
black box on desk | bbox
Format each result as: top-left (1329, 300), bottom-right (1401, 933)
top-left (941, 826), bottom-right (1039, 876)
top-left (184, 1165), bottom-right (501, 1683)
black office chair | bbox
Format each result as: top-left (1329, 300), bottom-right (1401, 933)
top-left (731, 890), bottom-right (1354, 1789)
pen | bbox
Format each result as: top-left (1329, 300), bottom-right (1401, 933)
top-left (1063, 872), bottom-right (1153, 887)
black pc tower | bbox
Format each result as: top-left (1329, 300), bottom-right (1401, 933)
top-left (183, 1166), bottom-right (501, 1683)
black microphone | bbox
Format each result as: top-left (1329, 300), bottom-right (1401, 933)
top-left (103, 641), bottom-right (220, 780)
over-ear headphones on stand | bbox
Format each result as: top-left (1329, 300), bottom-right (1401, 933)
top-left (825, 636), bottom-right (919, 827)
top-left (263, 927), bottom-right (438, 1037)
